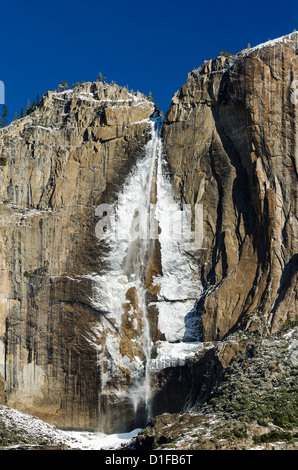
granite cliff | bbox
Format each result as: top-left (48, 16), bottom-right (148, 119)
top-left (0, 33), bottom-right (297, 439)
top-left (0, 81), bottom-right (155, 429)
top-left (162, 32), bottom-right (297, 341)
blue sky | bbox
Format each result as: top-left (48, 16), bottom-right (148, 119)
top-left (1, 0), bottom-right (297, 122)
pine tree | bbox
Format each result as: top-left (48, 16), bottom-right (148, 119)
top-left (97, 72), bottom-right (103, 82)
top-left (36, 92), bottom-right (40, 104)
top-left (13, 112), bottom-right (19, 121)
top-left (26, 99), bottom-right (31, 115)
top-left (20, 106), bottom-right (25, 118)
top-left (148, 91), bottom-right (154, 102)
top-left (2, 105), bottom-right (8, 127)
top-left (58, 81), bottom-right (68, 92)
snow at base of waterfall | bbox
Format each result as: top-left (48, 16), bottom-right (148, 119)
top-left (0, 404), bottom-right (141, 450)
top-left (61, 428), bottom-right (142, 450)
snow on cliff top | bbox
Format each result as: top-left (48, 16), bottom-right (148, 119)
top-left (227, 31), bottom-right (297, 69)
top-left (192, 32), bottom-right (297, 78)
top-left (245, 31), bottom-right (296, 54)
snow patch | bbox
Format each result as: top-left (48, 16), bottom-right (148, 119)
top-left (0, 404), bottom-right (141, 450)
top-left (227, 32), bottom-right (297, 70)
top-left (63, 428), bottom-right (142, 450)
top-left (150, 341), bottom-right (202, 372)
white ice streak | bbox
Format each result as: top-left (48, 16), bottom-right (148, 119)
top-left (92, 117), bottom-right (202, 418)
top-left (150, 341), bottom-right (204, 373)
top-left (92, 121), bottom-right (158, 329)
top-left (153, 127), bottom-right (202, 342)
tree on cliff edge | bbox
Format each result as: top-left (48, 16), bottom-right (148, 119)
top-left (0, 105), bottom-right (8, 127)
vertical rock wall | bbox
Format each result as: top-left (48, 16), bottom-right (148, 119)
top-left (0, 82), bottom-right (154, 429)
top-left (162, 33), bottom-right (298, 341)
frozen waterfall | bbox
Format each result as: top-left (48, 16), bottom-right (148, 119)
top-left (91, 116), bottom-right (202, 428)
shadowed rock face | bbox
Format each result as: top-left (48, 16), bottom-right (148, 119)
top-left (162, 33), bottom-right (298, 342)
top-left (0, 81), bottom-right (154, 429)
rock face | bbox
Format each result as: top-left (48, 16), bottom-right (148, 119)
top-left (162, 32), bottom-right (298, 342)
top-left (133, 327), bottom-right (298, 451)
top-left (0, 32), bottom-right (297, 435)
top-left (0, 81), bottom-right (155, 429)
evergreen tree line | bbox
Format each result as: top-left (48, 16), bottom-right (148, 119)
top-left (1, 73), bottom-right (163, 127)
top-left (0, 105), bottom-right (8, 128)
top-left (0, 92), bottom-right (43, 127)
top-left (13, 92), bottom-right (41, 122)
